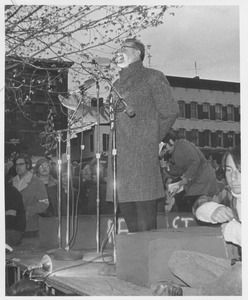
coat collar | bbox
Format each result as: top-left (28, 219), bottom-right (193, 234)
top-left (118, 60), bottom-right (143, 84)
top-left (12, 171), bottom-right (33, 192)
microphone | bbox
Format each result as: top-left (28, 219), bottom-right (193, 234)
top-left (69, 78), bottom-right (96, 94)
top-left (91, 57), bottom-right (112, 66)
top-left (78, 78), bottom-right (96, 92)
top-left (121, 98), bottom-right (135, 118)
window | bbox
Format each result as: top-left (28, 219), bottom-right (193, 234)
top-left (216, 131), bottom-right (223, 147)
top-left (203, 130), bottom-right (211, 147)
top-left (178, 101), bottom-right (185, 118)
top-left (191, 129), bottom-right (199, 146)
top-left (190, 102), bottom-right (197, 118)
top-left (178, 128), bottom-right (186, 139)
top-left (102, 133), bottom-right (109, 151)
top-left (227, 132), bottom-right (234, 147)
top-left (215, 104), bottom-right (222, 120)
top-left (202, 103), bottom-right (210, 119)
top-left (227, 105), bottom-right (234, 121)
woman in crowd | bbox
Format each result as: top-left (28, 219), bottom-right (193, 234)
top-left (11, 154), bottom-right (49, 237)
top-left (151, 145), bottom-right (241, 296)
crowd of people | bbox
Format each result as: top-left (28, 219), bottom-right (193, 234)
top-left (5, 38), bottom-right (241, 296)
top-left (5, 153), bottom-right (113, 247)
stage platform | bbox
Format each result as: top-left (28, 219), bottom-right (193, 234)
top-left (4, 212), bottom-right (208, 296)
top-left (6, 249), bottom-right (151, 296)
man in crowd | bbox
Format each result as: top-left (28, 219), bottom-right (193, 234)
top-left (12, 154), bottom-right (49, 237)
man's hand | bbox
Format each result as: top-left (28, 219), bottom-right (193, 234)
top-left (211, 206), bottom-right (234, 223)
top-left (160, 158), bottom-right (170, 169)
top-left (178, 177), bottom-right (189, 187)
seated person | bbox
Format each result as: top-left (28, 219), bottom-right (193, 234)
top-left (5, 179), bottom-right (26, 246)
top-left (150, 146), bottom-right (241, 296)
top-left (11, 154), bottom-right (49, 237)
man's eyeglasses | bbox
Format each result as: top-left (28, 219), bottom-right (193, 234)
top-left (15, 163), bottom-right (26, 167)
top-left (39, 165), bottom-right (50, 169)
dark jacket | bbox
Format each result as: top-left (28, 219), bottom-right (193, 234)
top-left (107, 60), bottom-right (178, 203)
top-left (167, 139), bottom-right (219, 197)
top-left (5, 182), bottom-right (26, 232)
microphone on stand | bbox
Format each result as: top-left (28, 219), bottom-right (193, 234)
top-left (67, 78), bottom-right (96, 95)
top-left (77, 78), bottom-right (96, 93)
top-left (121, 98), bottom-right (135, 118)
top-left (90, 57), bottom-right (135, 117)
top-left (91, 57), bottom-right (112, 66)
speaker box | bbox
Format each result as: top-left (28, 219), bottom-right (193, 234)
top-left (116, 226), bottom-right (228, 287)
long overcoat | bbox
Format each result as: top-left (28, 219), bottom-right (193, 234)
top-left (107, 60), bottom-right (178, 203)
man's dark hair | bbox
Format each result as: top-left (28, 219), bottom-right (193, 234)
top-left (162, 131), bottom-right (178, 144)
top-left (13, 153), bottom-right (32, 170)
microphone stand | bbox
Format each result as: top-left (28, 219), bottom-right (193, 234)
top-left (82, 78), bottom-right (112, 263)
top-left (45, 127), bottom-right (82, 261)
top-left (90, 61), bottom-right (130, 267)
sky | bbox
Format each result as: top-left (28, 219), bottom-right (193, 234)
top-left (139, 5), bottom-right (240, 82)
top-left (2, 1), bottom-right (242, 84)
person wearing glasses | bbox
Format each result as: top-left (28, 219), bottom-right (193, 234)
top-left (106, 38), bottom-right (179, 232)
top-left (12, 154), bottom-right (49, 237)
top-left (34, 158), bottom-right (58, 217)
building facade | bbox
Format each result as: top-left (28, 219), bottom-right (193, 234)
top-left (168, 76), bottom-right (240, 157)
top-left (78, 75), bottom-right (240, 161)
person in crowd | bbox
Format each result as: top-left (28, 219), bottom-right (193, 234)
top-left (11, 154), bottom-right (49, 237)
top-left (5, 178), bottom-right (26, 246)
top-left (105, 38), bottom-right (178, 232)
top-left (34, 158), bottom-right (58, 217)
top-left (150, 146), bottom-right (241, 296)
top-left (72, 161), bottom-right (80, 176)
top-left (159, 132), bottom-right (219, 212)
top-left (7, 279), bottom-right (51, 296)
top-left (212, 152), bottom-right (226, 184)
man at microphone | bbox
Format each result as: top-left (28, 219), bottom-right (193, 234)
top-left (107, 38), bottom-right (179, 232)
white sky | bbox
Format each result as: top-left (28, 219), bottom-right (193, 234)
top-left (140, 5), bottom-right (240, 82)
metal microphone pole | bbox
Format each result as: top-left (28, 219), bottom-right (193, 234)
top-left (109, 95), bottom-right (118, 264)
top-left (57, 131), bottom-right (62, 249)
top-left (82, 78), bottom-right (112, 263)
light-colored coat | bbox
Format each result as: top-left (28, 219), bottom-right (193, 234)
top-left (12, 172), bottom-right (49, 231)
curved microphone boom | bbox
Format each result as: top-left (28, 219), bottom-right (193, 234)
top-left (121, 98), bottom-right (135, 118)
top-left (90, 57), bottom-right (135, 118)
